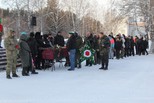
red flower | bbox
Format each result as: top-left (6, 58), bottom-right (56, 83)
top-left (85, 51), bottom-right (90, 56)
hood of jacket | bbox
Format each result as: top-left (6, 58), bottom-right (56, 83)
top-left (20, 34), bottom-right (28, 41)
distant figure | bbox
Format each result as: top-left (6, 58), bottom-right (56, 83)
top-left (108, 35), bottom-right (115, 59)
top-left (67, 32), bottom-right (76, 71)
top-left (75, 32), bottom-right (83, 68)
top-left (54, 31), bottom-right (65, 47)
top-left (143, 38), bottom-right (149, 55)
top-left (4, 30), bottom-right (19, 79)
top-left (93, 34), bottom-right (100, 64)
top-left (99, 32), bottom-right (110, 70)
top-left (115, 35), bottom-right (122, 59)
top-left (54, 31), bottom-right (70, 66)
top-left (35, 32), bottom-right (45, 70)
top-left (84, 32), bottom-right (94, 66)
top-left (27, 32), bottom-right (38, 74)
top-left (19, 32), bottom-right (32, 76)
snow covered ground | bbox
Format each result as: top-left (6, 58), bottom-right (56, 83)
top-left (0, 54), bottom-right (154, 103)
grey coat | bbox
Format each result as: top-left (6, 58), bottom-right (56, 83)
top-left (19, 34), bottom-right (32, 68)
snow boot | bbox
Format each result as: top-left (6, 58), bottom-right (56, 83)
top-left (31, 70), bottom-right (38, 74)
top-left (12, 73), bottom-right (19, 77)
top-left (22, 67), bottom-right (29, 76)
top-left (6, 75), bottom-right (12, 79)
top-left (99, 67), bottom-right (104, 70)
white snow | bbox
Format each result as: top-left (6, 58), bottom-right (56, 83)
top-left (0, 54), bottom-right (154, 103)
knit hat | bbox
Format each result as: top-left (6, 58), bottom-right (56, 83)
top-left (21, 32), bottom-right (27, 35)
top-left (69, 31), bottom-right (76, 35)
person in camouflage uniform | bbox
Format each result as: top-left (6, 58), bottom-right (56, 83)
top-left (99, 32), bottom-right (110, 70)
top-left (75, 32), bottom-right (83, 68)
top-left (4, 30), bottom-right (19, 79)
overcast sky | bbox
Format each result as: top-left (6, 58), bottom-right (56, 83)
top-left (0, 0), bottom-right (110, 9)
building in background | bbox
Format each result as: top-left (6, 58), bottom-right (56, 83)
top-left (127, 17), bottom-right (146, 37)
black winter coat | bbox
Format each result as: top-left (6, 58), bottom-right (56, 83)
top-left (84, 35), bottom-right (94, 48)
top-left (67, 35), bottom-right (76, 51)
top-left (115, 39), bottom-right (122, 50)
top-left (27, 37), bottom-right (38, 57)
top-left (54, 35), bottom-right (65, 47)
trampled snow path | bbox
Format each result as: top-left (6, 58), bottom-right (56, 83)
top-left (0, 54), bottom-right (154, 103)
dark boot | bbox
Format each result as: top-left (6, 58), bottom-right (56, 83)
top-left (85, 60), bottom-right (89, 66)
top-left (100, 62), bottom-right (104, 70)
top-left (104, 63), bottom-right (108, 70)
top-left (6, 75), bottom-right (12, 79)
top-left (27, 66), bottom-right (31, 74)
top-left (99, 67), bottom-right (104, 70)
top-left (12, 73), bottom-right (19, 77)
top-left (104, 67), bottom-right (108, 70)
top-left (31, 70), bottom-right (38, 74)
top-left (22, 67), bottom-right (29, 76)
top-left (89, 63), bottom-right (92, 66)
top-left (22, 72), bottom-right (29, 76)
top-left (78, 64), bottom-right (81, 69)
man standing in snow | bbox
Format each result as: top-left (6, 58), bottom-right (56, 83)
top-left (75, 32), bottom-right (83, 68)
top-left (4, 30), bottom-right (19, 79)
top-left (66, 32), bottom-right (76, 71)
top-left (99, 32), bottom-right (110, 70)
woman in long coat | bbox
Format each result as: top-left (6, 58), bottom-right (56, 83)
top-left (19, 32), bottom-right (32, 76)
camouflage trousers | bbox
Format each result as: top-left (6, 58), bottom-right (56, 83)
top-left (6, 51), bottom-right (17, 76)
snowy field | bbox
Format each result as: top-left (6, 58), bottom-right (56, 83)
top-left (0, 54), bottom-right (154, 103)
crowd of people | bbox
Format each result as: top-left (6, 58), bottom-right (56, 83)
top-left (3, 29), bottom-right (149, 79)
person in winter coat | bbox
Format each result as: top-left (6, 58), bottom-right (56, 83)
top-left (134, 36), bottom-right (139, 55)
top-left (48, 33), bottom-right (54, 46)
top-left (115, 35), bottom-right (123, 59)
top-left (93, 34), bottom-right (101, 64)
top-left (27, 32), bottom-right (38, 74)
top-left (66, 32), bottom-right (76, 71)
top-left (130, 36), bottom-right (135, 56)
top-left (19, 32), bottom-right (32, 76)
top-left (4, 30), bottom-right (19, 79)
top-left (54, 31), bottom-right (65, 47)
top-left (143, 38), bottom-right (149, 55)
top-left (35, 32), bottom-right (46, 70)
top-left (124, 36), bottom-right (130, 57)
top-left (138, 37), bottom-right (144, 56)
top-left (120, 34), bottom-right (126, 59)
top-left (99, 32), bottom-right (110, 70)
top-left (84, 32), bottom-right (94, 66)
top-left (75, 32), bottom-right (83, 68)
top-left (54, 31), bottom-right (70, 66)
top-left (43, 34), bottom-right (51, 48)
top-left (108, 35), bottom-right (115, 59)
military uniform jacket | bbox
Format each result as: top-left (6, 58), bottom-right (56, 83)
top-left (99, 35), bottom-right (110, 56)
top-left (4, 36), bottom-right (18, 59)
